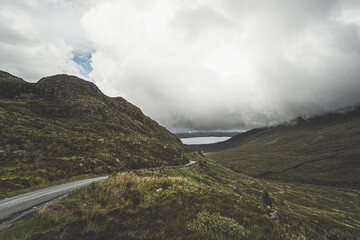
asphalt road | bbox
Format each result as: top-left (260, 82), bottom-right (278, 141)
top-left (184, 160), bottom-right (197, 167)
top-left (0, 160), bottom-right (197, 231)
top-left (0, 176), bottom-right (107, 230)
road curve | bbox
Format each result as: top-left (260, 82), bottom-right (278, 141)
top-left (0, 176), bottom-right (107, 230)
top-left (184, 160), bottom-right (196, 167)
top-left (0, 160), bottom-right (197, 231)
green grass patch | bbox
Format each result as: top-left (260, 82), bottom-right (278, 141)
top-left (2, 153), bottom-right (359, 240)
top-left (207, 116), bottom-right (360, 187)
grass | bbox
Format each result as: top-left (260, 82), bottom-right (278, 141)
top-left (2, 153), bottom-right (359, 240)
top-left (1, 72), bottom-right (359, 239)
top-left (206, 112), bottom-right (360, 187)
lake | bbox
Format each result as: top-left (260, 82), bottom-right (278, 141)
top-left (180, 136), bottom-right (231, 145)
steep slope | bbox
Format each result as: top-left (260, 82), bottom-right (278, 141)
top-left (0, 71), bottom-right (189, 198)
top-left (1, 153), bottom-right (359, 239)
top-left (192, 108), bottom-right (360, 187)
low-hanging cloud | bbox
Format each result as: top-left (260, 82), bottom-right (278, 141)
top-left (82, 0), bottom-right (360, 130)
top-left (1, 0), bottom-right (360, 131)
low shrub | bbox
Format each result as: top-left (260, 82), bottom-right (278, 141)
top-left (186, 211), bottom-right (247, 239)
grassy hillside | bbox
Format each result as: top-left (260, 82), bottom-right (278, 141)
top-left (1, 153), bottom-right (359, 239)
top-left (2, 70), bottom-right (359, 239)
top-left (0, 71), bottom-right (189, 198)
top-left (192, 109), bottom-right (360, 187)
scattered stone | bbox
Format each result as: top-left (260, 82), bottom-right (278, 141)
top-left (156, 188), bottom-right (163, 192)
top-left (79, 163), bottom-right (83, 167)
top-left (115, 159), bottom-right (120, 162)
top-left (269, 209), bottom-right (280, 220)
top-left (233, 186), bottom-right (239, 193)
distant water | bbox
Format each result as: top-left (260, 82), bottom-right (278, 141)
top-left (180, 137), bottom-right (231, 145)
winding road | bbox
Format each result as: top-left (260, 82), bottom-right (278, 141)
top-left (0, 160), bottom-right (197, 231)
top-left (0, 176), bottom-right (108, 230)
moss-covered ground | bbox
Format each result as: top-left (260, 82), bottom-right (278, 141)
top-left (1, 153), bottom-right (359, 240)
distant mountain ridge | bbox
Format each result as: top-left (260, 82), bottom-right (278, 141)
top-left (0, 70), bottom-right (189, 198)
top-left (189, 106), bottom-right (360, 153)
top-left (176, 131), bottom-right (241, 138)
top-left (192, 106), bottom-right (360, 187)
top-left (1, 71), bottom-right (360, 239)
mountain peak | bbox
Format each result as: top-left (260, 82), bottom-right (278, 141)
top-left (36, 74), bottom-right (105, 99)
top-left (0, 70), bottom-right (26, 83)
top-left (0, 71), bottom-right (106, 100)
top-left (0, 70), bottom-right (33, 98)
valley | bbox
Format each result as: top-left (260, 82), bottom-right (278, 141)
top-left (1, 153), bottom-right (359, 239)
top-left (1, 71), bottom-right (359, 239)
top-left (2, 1), bottom-right (360, 239)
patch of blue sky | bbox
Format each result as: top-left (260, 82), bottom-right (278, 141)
top-left (73, 51), bottom-right (93, 78)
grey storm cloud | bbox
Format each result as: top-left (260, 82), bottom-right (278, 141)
top-left (1, 0), bottom-right (360, 131)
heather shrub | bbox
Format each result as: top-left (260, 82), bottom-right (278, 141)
top-left (186, 211), bottom-right (247, 239)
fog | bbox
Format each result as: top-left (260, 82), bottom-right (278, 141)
top-left (1, 0), bottom-right (360, 130)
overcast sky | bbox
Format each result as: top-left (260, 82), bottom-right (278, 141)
top-left (1, 0), bottom-right (360, 131)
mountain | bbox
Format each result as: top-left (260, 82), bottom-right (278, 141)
top-left (176, 131), bottom-right (241, 138)
top-left (1, 71), bottom-right (359, 239)
top-left (191, 107), bottom-right (360, 187)
top-left (0, 70), bottom-right (189, 198)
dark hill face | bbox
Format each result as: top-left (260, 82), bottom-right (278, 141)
top-left (0, 70), bottom-right (36, 98)
top-left (0, 71), bottom-right (188, 198)
top-left (198, 107), bottom-right (360, 187)
top-left (0, 70), bottom-right (25, 83)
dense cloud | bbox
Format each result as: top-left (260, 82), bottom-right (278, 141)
top-left (0, 0), bottom-right (94, 79)
top-left (1, 0), bottom-right (360, 130)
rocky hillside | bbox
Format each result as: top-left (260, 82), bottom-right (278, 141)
top-left (0, 70), bottom-right (189, 198)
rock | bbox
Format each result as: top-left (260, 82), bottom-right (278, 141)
top-left (269, 209), bottom-right (280, 220)
top-left (156, 188), bottom-right (163, 192)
